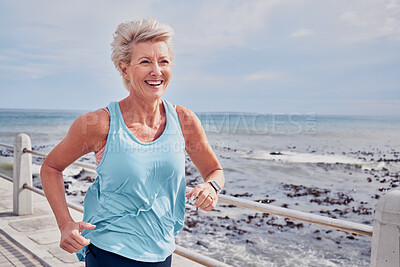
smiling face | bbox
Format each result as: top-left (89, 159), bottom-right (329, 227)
top-left (121, 41), bottom-right (172, 101)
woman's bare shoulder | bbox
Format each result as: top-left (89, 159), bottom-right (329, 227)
top-left (175, 105), bottom-right (204, 138)
top-left (43, 108), bottom-right (110, 169)
top-left (76, 108), bottom-right (110, 137)
top-left (65, 108), bottom-right (110, 153)
top-left (175, 105), bottom-right (197, 124)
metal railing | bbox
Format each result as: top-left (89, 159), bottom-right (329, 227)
top-left (0, 142), bottom-right (374, 237)
top-left (1, 134), bottom-right (399, 266)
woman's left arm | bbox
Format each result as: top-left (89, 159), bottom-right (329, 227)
top-left (176, 105), bottom-right (225, 211)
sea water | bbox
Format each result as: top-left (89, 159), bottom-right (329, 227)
top-left (1, 108), bottom-right (399, 266)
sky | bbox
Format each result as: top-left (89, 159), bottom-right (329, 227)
top-left (0, 0), bottom-right (399, 115)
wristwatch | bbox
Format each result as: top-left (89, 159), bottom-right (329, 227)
top-left (208, 180), bottom-right (222, 194)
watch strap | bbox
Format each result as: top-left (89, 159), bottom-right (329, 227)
top-left (208, 180), bottom-right (221, 194)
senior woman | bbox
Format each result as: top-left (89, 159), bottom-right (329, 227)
top-left (40, 18), bottom-right (224, 266)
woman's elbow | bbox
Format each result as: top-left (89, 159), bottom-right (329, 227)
top-left (40, 156), bottom-right (62, 181)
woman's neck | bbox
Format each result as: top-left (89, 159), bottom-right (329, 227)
top-left (119, 92), bottom-right (164, 127)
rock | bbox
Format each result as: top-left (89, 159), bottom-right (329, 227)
top-left (196, 240), bottom-right (209, 248)
top-left (270, 152), bottom-right (282, 155)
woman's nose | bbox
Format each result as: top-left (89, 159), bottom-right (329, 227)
top-left (150, 63), bottom-right (162, 76)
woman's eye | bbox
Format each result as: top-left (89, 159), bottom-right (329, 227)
top-left (160, 60), bottom-right (170, 65)
top-left (140, 60), bottom-right (150, 64)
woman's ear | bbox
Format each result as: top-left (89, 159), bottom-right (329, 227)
top-left (119, 61), bottom-right (128, 77)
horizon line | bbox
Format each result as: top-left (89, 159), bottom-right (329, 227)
top-left (1, 107), bottom-right (399, 118)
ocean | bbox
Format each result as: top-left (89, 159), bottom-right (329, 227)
top-left (1, 108), bottom-right (399, 266)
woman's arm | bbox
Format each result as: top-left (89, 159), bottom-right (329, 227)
top-left (176, 105), bottom-right (225, 211)
top-left (40, 109), bottom-right (109, 253)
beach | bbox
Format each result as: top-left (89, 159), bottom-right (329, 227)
top-left (1, 109), bottom-right (399, 266)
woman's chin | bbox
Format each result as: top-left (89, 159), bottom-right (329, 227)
top-left (130, 87), bottom-right (166, 101)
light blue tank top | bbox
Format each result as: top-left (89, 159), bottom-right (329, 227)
top-left (76, 99), bottom-right (186, 262)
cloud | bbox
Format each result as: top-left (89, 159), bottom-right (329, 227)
top-left (0, 55), bottom-right (13, 61)
top-left (173, 0), bottom-right (286, 49)
top-left (2, 50), bottom-right (71, 61)
top-left (291, 29), bottom-right (315, 38)
top-left (340, 11), bottom-right (367, 27)
top-left (386, 0), bottom-right (400, 10)
top-left (174, 71), bottom-right (226, 84)
top-left (243, 70), bottom-right (283, 82)
top-left (337, 1), bottom-right (400, 43)
top-left (0, 48), bottom-right (78, 80)
top-left (0, 64), bottom-right (48, 79)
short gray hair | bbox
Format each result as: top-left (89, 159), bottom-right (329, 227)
top-left (111, 18), bottom-right (175, 90)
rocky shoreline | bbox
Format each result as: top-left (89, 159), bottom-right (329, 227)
top-left (1, 142), bottom-right (399, 266)
top-left (177, 145), bottom-right (400, 265)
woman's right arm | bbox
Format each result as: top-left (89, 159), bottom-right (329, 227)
top-left (40, 109), bottom-right (109, 253)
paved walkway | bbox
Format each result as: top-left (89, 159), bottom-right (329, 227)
top-left (0, 177), bottom-right (203, 266)
top-left (0, 229), bottom-right (45, 267)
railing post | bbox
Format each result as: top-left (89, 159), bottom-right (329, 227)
top-left (13, 133), bottom-right (33, 215)
top-left (370, 189), bottom-right (400, 267)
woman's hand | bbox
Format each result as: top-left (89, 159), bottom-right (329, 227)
top-left (59, 221), bottom-right (96, 253)
top-left (186, 183), bottom-right (218, 211)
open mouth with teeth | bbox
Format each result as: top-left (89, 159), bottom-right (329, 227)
top-left (145, 80), bottom-right (163, 87)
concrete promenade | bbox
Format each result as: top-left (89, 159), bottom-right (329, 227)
top-left (0, 177), bottom-right (202, 267)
